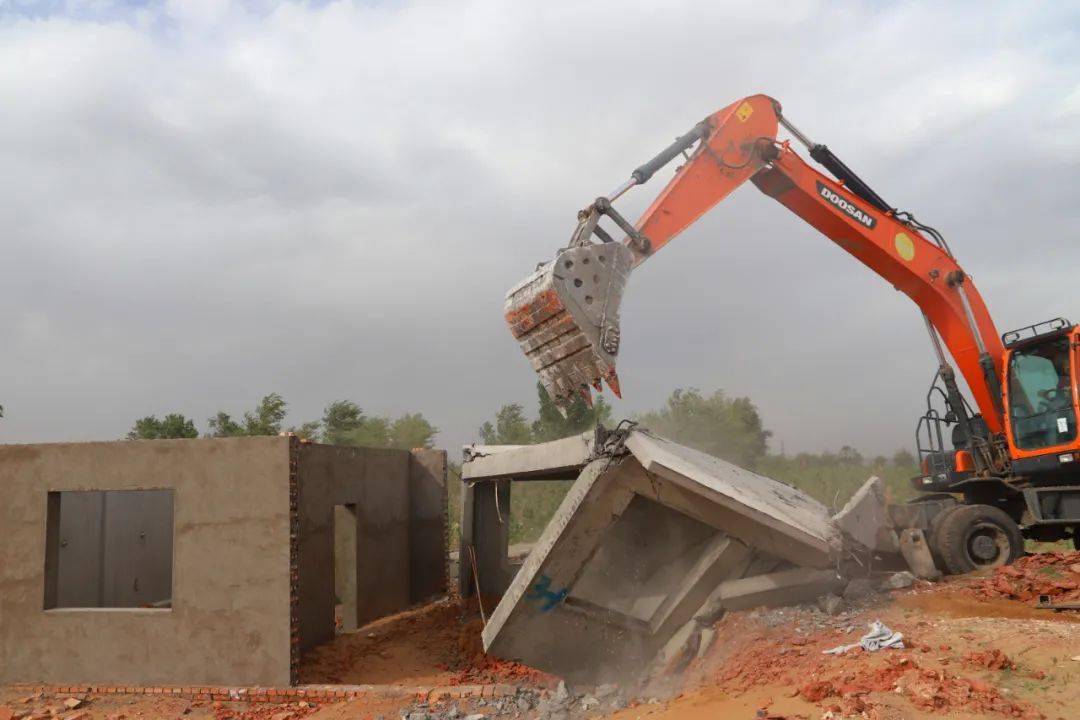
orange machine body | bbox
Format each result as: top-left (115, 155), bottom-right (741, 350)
top-left (624, 94), bottom-right (1006, 436)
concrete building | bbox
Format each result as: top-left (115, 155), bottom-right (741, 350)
top-left (0, 436), bottom-right (447, 688)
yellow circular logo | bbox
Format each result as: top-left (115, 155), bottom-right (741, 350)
top-left (894, 232), bottom-right (915, 261)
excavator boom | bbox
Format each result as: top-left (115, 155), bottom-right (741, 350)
top-left (505, 94), bottom-right (1006, 438)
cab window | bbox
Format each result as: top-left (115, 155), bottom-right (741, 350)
top-left (1008, 337), bottom-right (1076, 450)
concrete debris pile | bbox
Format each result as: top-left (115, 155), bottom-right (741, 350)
top-left (461, 427), bottom-right (910, 683)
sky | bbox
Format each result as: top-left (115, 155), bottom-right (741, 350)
top-left (1, 0), bottom-right (1078, 456)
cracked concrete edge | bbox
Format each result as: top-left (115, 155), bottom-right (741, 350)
top-left (462, 432), bottom-right (595, 482)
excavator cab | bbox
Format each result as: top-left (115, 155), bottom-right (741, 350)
top-left (915, 318), bottom-right (1080, 491)
top-left (1002, 318), bottom-right (1080, 479)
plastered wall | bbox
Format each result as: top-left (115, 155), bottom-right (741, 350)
top-left (0, 437), bottom-right (294, 687)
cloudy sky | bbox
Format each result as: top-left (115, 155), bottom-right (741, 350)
top-left (1, 0), bottom-right (1077, 456)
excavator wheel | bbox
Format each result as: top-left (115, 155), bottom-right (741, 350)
top-left (933, 504), bottom-right (1023, 575)
top-left (926, 502), bottom-right (959, 572)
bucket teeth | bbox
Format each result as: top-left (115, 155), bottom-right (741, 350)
top-left (504, 242), bottom-right (633, 410)
top-left (605, 371), bottom-right (622, 399)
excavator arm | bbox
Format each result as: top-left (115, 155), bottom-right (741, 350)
top-left (505, 94), bottom-right (1006, 441)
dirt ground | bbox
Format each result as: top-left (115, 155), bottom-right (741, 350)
top-left (299, 596), bottom-right (557, 688)
top-left (604, 553), bottom-right (1080, 720)
top-left (5, 552), bottom-right (1080, 720)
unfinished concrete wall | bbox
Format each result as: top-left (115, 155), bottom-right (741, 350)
top-left (409, 449), bottom-right (449, 603)
top-left (296, 444), bottom-right (411, 653)
top-left (0, 437), bottom-right (294, 687)
top-left (295, 444), bottom-right (448, 654)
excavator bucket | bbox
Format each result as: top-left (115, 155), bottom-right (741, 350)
top-left (505, 242), bottom-right (634, 409)
top-left (503, 96), bottom-right (779, 408)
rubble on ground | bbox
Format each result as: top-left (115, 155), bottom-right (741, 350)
top-left (967, 550), bottom-right (1080, 604)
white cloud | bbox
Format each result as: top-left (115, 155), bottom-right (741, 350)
top-left (0, 0), bottom-right (1077, 455)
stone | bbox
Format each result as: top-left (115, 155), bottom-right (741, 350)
top-left (554, 681), bottom-right (570, 703)
top-left (61, 701), bottom-right (81, 711)
top-left (898, 528), bottom-right (942, 581)
top-left (817, 593), bottom-right (846, 615)
top-left (842, 577), bottom-right (877, 602)
top-left (880, 571), bottom-right (916, 591)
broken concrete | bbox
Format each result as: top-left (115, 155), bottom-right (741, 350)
top-left (462, 432), bottom-right (594, 482)
top-left (832, 476), bottom-right (899, 554)
top-left (471, 429), bottom-right (845, 682)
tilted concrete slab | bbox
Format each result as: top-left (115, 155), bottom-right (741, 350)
top-left (624, 432), bottom-right (837, 567)
top-left (476, 429), bottom-right (843, 682)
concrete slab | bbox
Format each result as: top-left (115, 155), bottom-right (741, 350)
top-left (624, 432), bottom-right (837, 565)
top-left (462, 432), bottom-right (594, 481)
top-left (475, 428), bottom-right (844, 682)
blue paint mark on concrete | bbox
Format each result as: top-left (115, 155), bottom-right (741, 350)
top-left (526, 574), bottom-right (568, 612)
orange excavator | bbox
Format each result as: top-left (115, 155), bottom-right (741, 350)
top-left (505, 94), bottom-right (1080, 573)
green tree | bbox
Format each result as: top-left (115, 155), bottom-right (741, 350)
top-left (242, 392), bottom-right (287, 436)
top-left (207, 393), bottom-right (287, 437)
top-left (838, 445), bottom-right (864, 466)
top-left (207, 411), bottom-right (243, 437)
top-left (388, 413), bottom-right (439, 449)
top-left (347, 415), bottom-right (391, 447)
top-left (636, 388), bottom-right (771, 469)
top-left (532, 383), bottom-right (612, 442)
top-left (479, 403), bottom-right (533, 444)
top-left (319, 399), bottom-right (438, 449)
top-left (289, 421), bottom-right (322, 441)
top-left (127, 413), bottom-right (199, 440)
top-left (321, 400), bottom-right (366, 445)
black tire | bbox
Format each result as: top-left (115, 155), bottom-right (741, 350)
top-left (935, 504), bottom-right (1023, 575)
top-left (927, 503), bottom-right (962, 572)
